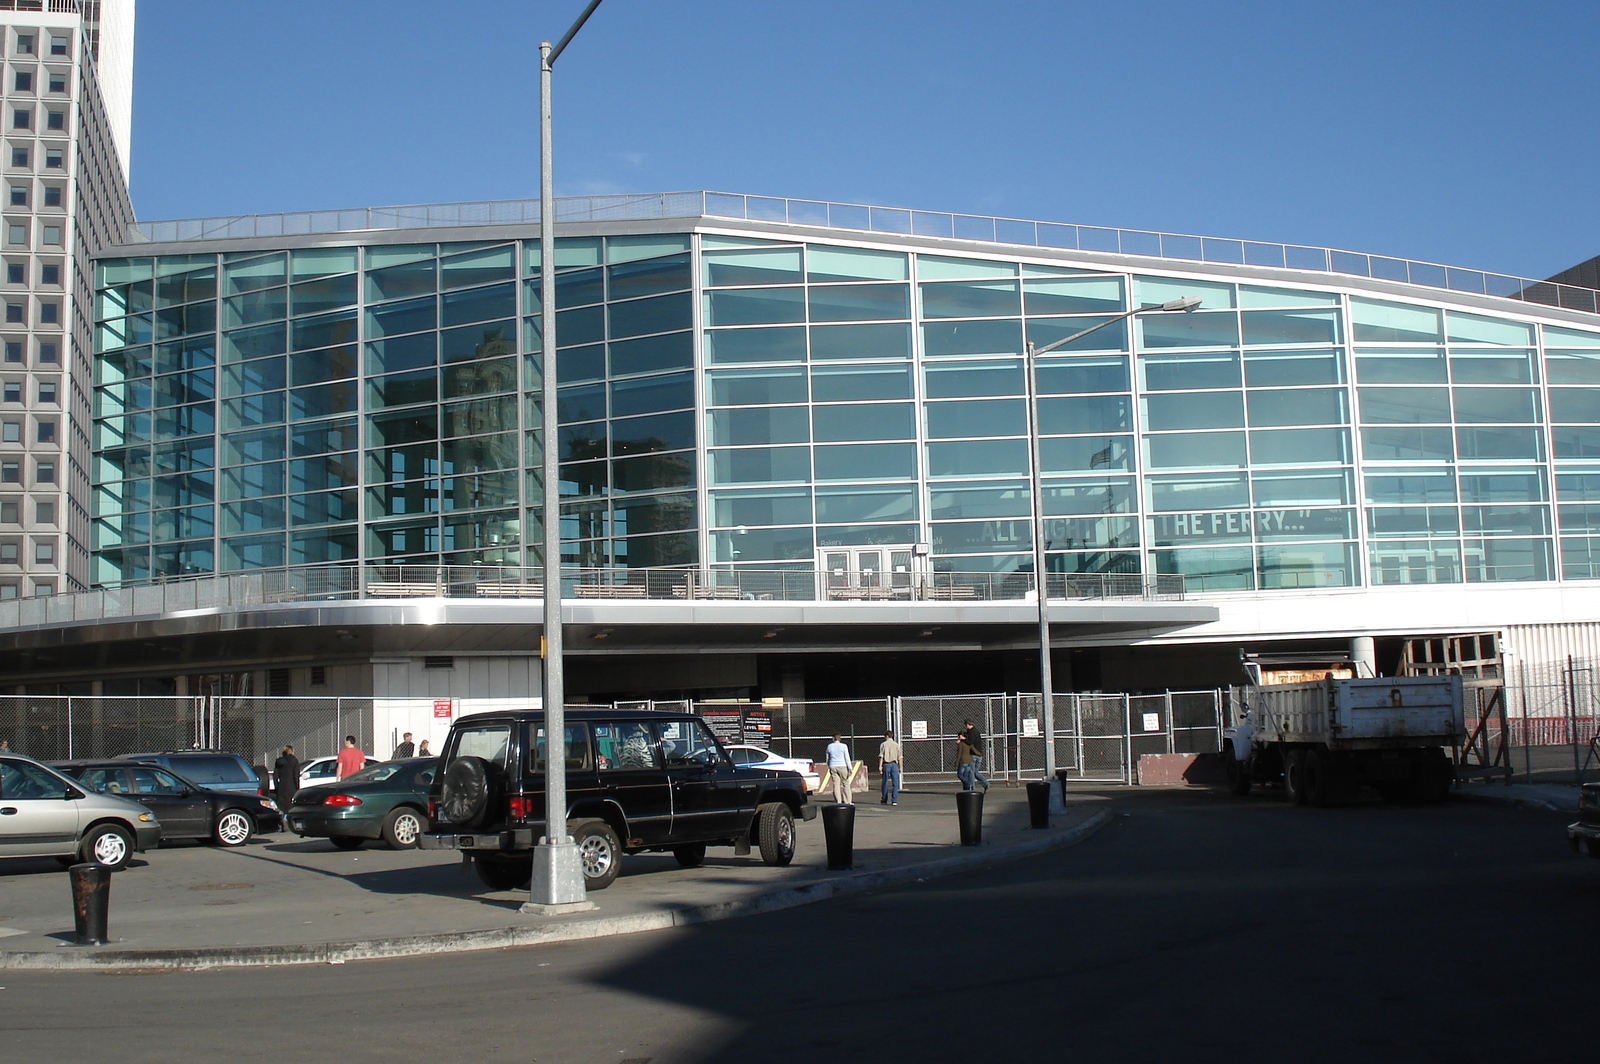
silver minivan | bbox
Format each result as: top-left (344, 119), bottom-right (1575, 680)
top-left (0, 754), bottom-right (162, 869)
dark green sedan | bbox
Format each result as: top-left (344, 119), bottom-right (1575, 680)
top-left (285, 758), bottom-right (435, 850)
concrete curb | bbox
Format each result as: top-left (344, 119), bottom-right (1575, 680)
top-left (0, 808), bottom-right (1112, 971)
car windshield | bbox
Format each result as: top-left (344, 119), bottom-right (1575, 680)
top-left (344, 762), bottom-right (407, 784)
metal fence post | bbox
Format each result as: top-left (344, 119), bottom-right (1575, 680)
top-left (1122, 693), bottom-right (1133, 785)
top-left (1164, 691), bottom-right (1175, 755)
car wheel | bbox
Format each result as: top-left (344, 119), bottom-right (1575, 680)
top-left (672, 842), bottom-right (706, 868)
top-left (474, 854), bottom-right (531, 892)
top-left (213, 810), bottom-right (254, 847)
top-left (382, 807), bottom-right (426, 850)
top-left (330, 836), bottom-right (364, 851)
top-left (1283, 750), bottom-right (1307, 806)
top-left (80, 823), bottom-right (134, 870)
top-left (570, 817), bottom-right (622, 890)
top-left (756, 802), bottom-right (795, 866)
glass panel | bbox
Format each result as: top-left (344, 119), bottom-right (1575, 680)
top-left (702, 247), bottom-right (802, 286)
top-left (613, 492), bottom-right (696, 535)
top-left (1024, 316), bottom-right (1128, 354)
top-left (1143, 431), bottom-right (1247, 469)
top-left (925, 439), bottom-right (1027, 477)
top-left (1446, 311), bottom-right (1534, 346)
top-left (366, 258), bottom-right (436, 303)
top-left (1364, 470), bottom-right (1457, 504)
top-left (928, 481), bottom-right (1031, 519)
top-left (705, 287), bottom-right (805, 326)
top-left (919, 280), bottom-right (1019, 319)
top-left (610, 331), bottom-right (692, 377)
top-left (712, 526), bottom-right (813, 562)
top-left (1154, 546), bottom-right (1254, 591)
top-left (439, 245), bottom-right (515, 289)
top-left (806, 245), bottom-right (908, 282)
top-left (924, 359), bottom-right (1024, 399)
top-left (615, 451), bottom-right (694, 494)
top-left (1252, 470), bottom-right (1352, 506)
top-left (1134, 276), bottom-right (1233, 309)
top-left (1465, 537), bottom-right (1552, 582)
top-left (290, 274), bottom-right (357, 317)
top-left (1545, 326), bottom-right (1600, 348)
top-left (1140, 350), bottom-right (1240, 390)
top-left (1559, 538), bottom-right (1600, 580)
top-left (932, 520), bottom-right (1031, 553)
top-left (813, 403), bottom-right (915, 442)
top-left (1358, 387), bottom-right (1451, 423)
top-left (1450, 349), bottom-right (1535, 384)
top-left (607, 253), bottom-right (690, 300)
top-left (609, 373), bottom-right (692, 418)
top-left (916, 255), bottom-right (1016, 280)
top-left (1360, 426), bottom-right (1455, 461)
top-left (1353, 347), bottom-right (1447, 383)
top-left (1148, 510), bottom-right (1254, 546)
top-left (810, 322), bottom-right (912, 361)
top-left (1240, 309), bottom-right (1341, 346)
top-left (1243, 348), bottom-right (1344, 387)
top-left (811, 363), bottom-right (913, 402)
top-left (1043, 478), bottom-right (1135, 515)
top-left (441, 283), bottom-right (516, 328)
top-left (1553, 388), bottom-right (1600, 424)
top-left (707, 406), bottom-right (809, 447)
top-left (1455, 426), bottom-right (1542, 461)
top-left (922, 319), bottom-right (1022, 358)
top-left (809, 284), bottom-right (909, 322)
top-left (925, 399), bottom-right (1026, 438)
top-left (1245, 388), bottom-right (1346, 427)
top-left (708, 446), bottom-right (811, 485)
top-left (606, 235), bottom-right (689, 265)
top-left (1351, 298), bottom-right (1442, 342)
top-left (1144, 391), bottom-right (1243, 430)
top-left (1039, 435), bottom-right (1134, 472)
top-left (1462, 505), bottom-right (1550, 536)
top-left (366, 332), bottom-right (436, 374)
top-left (1139, 312), bottom-right (1240, 349)
top-left (224, 253), bottom-right (286, 295)
top-left (1146, 472), bottom-right (1249, 512)
top-left (1258, 542), bottom-right (1356, 589)
top-left (708, 367), bottom-right (807, 406)
top-left (1460, 470), bottom-right (1545, 503)
top-left (1368, 506), bottom-right (1459, 537)
top-left (814, 443), bottom-right (916, 481)
top-left (711, 486), bottom-right (812, 527)
top-left (706, 326), bottom-right (806, 364)
top-left (1452, 388), bottom-right (1540, 424)
top-left (815, 486), bottom-right (917, 523)
top-left (1238, 285), bottom-right (1339, 308)
top-left (223, 288), bottom-right (286, 328)
top-left (1023, 276), bottom-right (1123, 315)
top-left (1369, 540), bottom-right (1462, 585)
top-left (1546, 350), bottom-right (1600, 385)
top-left (1035, 355), bottom-right (1128, 394)
top-left (609, 291), bottom-right (691, 339)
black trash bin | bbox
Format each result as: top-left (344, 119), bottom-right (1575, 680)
top-left (1026, 780), bottom-right (1052, 829)
top-left (68, 862), bottom-right (112, 946)
top-left (821, 803), bottom-right (855, 870)
top-left (956, 790), bottom-right (983, 846)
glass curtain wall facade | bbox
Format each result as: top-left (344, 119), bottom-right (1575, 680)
top-left (90, 223), bottom-right (1600, 596)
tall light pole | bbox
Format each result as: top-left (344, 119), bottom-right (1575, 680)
top-left (526, 0), bottom-right (607, 914)
top-left (1026, 296), bottom-right (1201, 808)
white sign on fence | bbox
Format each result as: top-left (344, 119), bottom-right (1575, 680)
top-left (1142, 712), bottom-right (1162, 732)
top-left (1022, 718), bottom-right (1040, 737)
top-left (910, 720), bottom-right (928, 739)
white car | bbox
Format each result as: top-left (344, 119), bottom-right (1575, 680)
top-left (295, 755), bottom-right (379, 787)
top-left (723, 745), bottom-right (819, 793)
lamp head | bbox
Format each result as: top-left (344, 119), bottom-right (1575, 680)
top-left (1160, 296), bottom-right (1204, 312)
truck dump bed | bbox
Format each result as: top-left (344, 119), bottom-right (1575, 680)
top-left (1251, 676), bottom-right (1464, 749)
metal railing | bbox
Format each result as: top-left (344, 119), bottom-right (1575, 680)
top-left (0, 563), bottom-right (1185, 631)
top-left (127, 190), bottom-right (1600, 315)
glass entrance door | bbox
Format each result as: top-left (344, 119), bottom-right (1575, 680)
top-left (818, 546), bottom-right (924, 599)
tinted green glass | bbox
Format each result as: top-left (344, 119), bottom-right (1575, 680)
top-left (1353, 348), bottom-right (1447, 383)
top-left (1450, 350), bottom-right (1535, 384)
top-left (926, 399), bottom-right (1026, 438)
top-left (809, 284), bottom-right (909, 322)
top-left (807, 322), bottom-right (911, 362)
top-left (1364, 471), bottom-right (1456, 504)
top-left (1546, 351), bottom-right (1600, 385)
top-left (290, 489), bottom-right (359, 527)
top-left (223, 288), bottom-right (286, 328)
top-left (613, 492), bottom-right (695, 535)
top-left (440, 245), bottom-right (515, 290)
top-left (1140, 312), bottom-right (1240, 349)
top-left (290, 274), bottom-right (357, 317)
top-left (1456, 426), bottom-right (1543, 461)
top-left (707, 326), bottom-right (806, 364)
top-left (222, 427), bottom-right (284, 465)
top-left (290, 382), bottom-right (356, 421)
top-left (295, 310), bottom-right (359, 351)
top-left (291, 247), bottom-right (357, 281)
top-left (807, 245), bottom-right (907, 282)
top-left (1147, 510), bottom-right (1253, 546)
top-left (558, 382), bottom-right (605, 423)
top-left (815, 486), bottom-right (917, 523)
top-left (1446, 311), bottom-right (1534, 347)
top-left (610, 372), bottom-right (692, 417)
top-left (442, 395), bottom-right (517, 439)
top-left (366, 332), bottom-right (436, 375)
top-left (705, 288), bottom-right (806, 326)
top-left (709, 446), bottom-right (811, 485)
top-left (917, 255), bottom-right (1016, 281)
top-left (920, 280), bottom-right (1020, 319)
top-left (1555, 428), bottom-right (1600, 459)
top-left (1135, 276), bottom-right (1233, 310)
top-left (813, 403), bottom-right (915, 442)
top-left (713, 526), bottom-right (813, 562)
top-left (442, 434), bottom-right (518, 476)
top-left (154, 261), bottom-right (216, 307)
top-left (1145, 391), bottom-right (1244, 430)
top-left (1038, 394), bottom-right (1130, 434)
top-left (370, 408), bottom-right (438, 449)
top-left (1252, 470), bottom-right (1351, 506)
top-left (1258, 542), bottom-right (1355, 589)
top-left (1367, 506), bottom-right (1459, 537)
top-left (709, 367), bottom-right (807, 406)
top-left (1462, 505), bottom-right (1549, 536)
top-left (923, 360), bottom-right (1024, 398)
top-left (290, 454), bottom-right (359, 492)
top-left (925, 439), bottom-right (1026, 477)
top-left (558, 343), bottom-right (604, 384)
top-left (811, 363), bottom-right (913, 402)
top-left (815, 442), bottom-right (917, 481)
top-left (1350, 299), bottom-right (1442, 342)
top-left (1146, 472), bottom-right (1249, 512)
top-left (366, 258), bottom-right (436, 303)
top-left (1360, 426), bottom-right (1454, 461)
top-left (221, 461), bottom-right (284, 501)
top-left (703, 247), bottom-right (802, 286)
top-left (1452, 388), bottom-right (1540, 423)
top-left (1153, 546), bottom-right (1254, 590)
top-left (221, 356), bottom-right (285, 397)
top-left (708, 407), bottom-right (809, 447)
top-left (928, 481), bottom-right (1030, 520)
top-left (289, 345), bottom-right (357, 387)
top-left (154, 302), bottom-right (216, 341)
top-left (222, 533), bottom-right (286, 571)
top-left (1245, 388), bottom-right (1346, 427)
top-left (441, 357), bottom-right (516, 401)
top-left (1035, 356), bottom-right (1128, 394)
top-left (711, 487), bottom-right (812, 527)
top-left (1040, 435), bottom-right (1133, 473)
top-left (443, 322), bottom-right (514, 364)
top-left (923, 319), bottom-right (1022, 358)
top-left (610, 292), bottom-right (691, 339)
top-left (1240, 309), bottom-right (1340, 346)
top-left (220, 392), bottom-right (284, 430)
top-left (1358, 387), bottom-right (1450, 423)
top-left (612, 411), bottom-right (695, 454)
top-left (608, 253), bottom-right (690, 300)
top-left (1145, 431), bottom-right (1247, 469)
top-left (224, 253), bottom-right (286, 296)
top-left (1253, 432), bottom-right (1348, 477)
top-left (610, 331), bottom-right (692, 377)
top-left (1465, 537), bottom-right (1552, 582)
top-left (442, 283), bottom-right (516, 328)
top-left (1140, 351), bottom-right (1240, 390)
top-left (1023, 277), bottom-right (1123, 315)
top-left (1243, 349), bottom-right (1344, 387)
top-left (932, 520), bottom-right (1031, 553)
top-left (1559, 537), bottom-right (1600, 579)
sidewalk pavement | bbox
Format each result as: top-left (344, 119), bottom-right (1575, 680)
top-left (0, 786), bottom-right (1109, 971)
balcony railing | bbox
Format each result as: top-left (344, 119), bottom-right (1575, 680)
top-left (127, 190), bottom-right (1600, 316)
top-left (0, 564), bottom-right (1185, 631)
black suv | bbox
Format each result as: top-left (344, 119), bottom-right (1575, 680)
top-left (420, 708), bottom-right (815, 891)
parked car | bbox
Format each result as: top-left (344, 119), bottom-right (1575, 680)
top-left (116, 750), bottom-right (262, 797)
top-left (420, 708), bottom-right (815, 892)
top-left (0, 753), bottom-right (162, 869)
top-left (286, 758), bottom-right (436, 850)
top-left (52, 759), bottom-right (280, 846)
top-left (297, 754), bottom-right (380, 788)
top-left (1568, 782), bottom-right (1600, 858)
top-left (723, 744), bottom-right (819, 793)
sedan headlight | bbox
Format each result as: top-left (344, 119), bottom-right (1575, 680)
top-left (137, 812), bottom-right (155, 822)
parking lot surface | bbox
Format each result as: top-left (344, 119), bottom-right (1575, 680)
top-left (0, 785), bottom-right (1106, 969)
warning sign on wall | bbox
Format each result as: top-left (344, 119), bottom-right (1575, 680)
top-left (433, 699), bottom-right (454, 719)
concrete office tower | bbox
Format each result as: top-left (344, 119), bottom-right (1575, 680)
top-left (0, 0), bottom-right (136, 598)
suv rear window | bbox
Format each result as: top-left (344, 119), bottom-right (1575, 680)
top-left (452, 724), bottom-right (512, 767)
top-left (168, 756), bottom-right (250, 784)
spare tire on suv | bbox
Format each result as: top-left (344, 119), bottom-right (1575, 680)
top-left (438, 755), bottom-right (496, 828)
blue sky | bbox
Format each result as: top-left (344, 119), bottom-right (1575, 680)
top-left (129, 0), bottom-right (1599, 281)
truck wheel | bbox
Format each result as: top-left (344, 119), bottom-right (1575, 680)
top-left (571, 818), bottom-right (622, 890)
top-left (756, 803), bottom-right (795, 866)
top-left (1222, 744), bottom-right (1250, 796)
top-left (1283, 750), bottom-right (1308, 805)
top-left (1302, 749), bottom-right (1330, 807)
top-left (474, 854), bottom-right (531, 892)
top-left (1419, 750), bottom-right (1453, 802)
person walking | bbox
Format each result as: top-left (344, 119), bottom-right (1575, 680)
top-left (877, 729), bottom-right (903, 805)
top-left (960, 718), bottom-right (990, 792)
top-left (954, 730), bottom-right (977, 791)
top-left (391, 732), bottom-right (415, 758)
top-left (335, 735), bottom-right (366, 780)
top-left (417, 739), bottom-right (432, 757)
top-left (824, 733), bottom-right (854, 805)
top-left (272, 745), bottom-right (301, 808)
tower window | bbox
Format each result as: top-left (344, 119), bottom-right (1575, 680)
top-left (12, 72), bottom-right (30, 93)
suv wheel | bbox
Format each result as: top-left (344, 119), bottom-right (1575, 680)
top-left (80, 823), bottom-right (134, 870)
top-left (214, 810), bottom-right (254, 847)
top-left (475, 854), bottom-right (532, 892)
top-left (571, 818), bottom-right (621, 890)
top-left (756, 803), bottom-right (795, 866)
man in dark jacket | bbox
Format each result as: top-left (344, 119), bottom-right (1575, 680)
top-left (273, 745), bottom-right (301, 809)
top-left (391, 732), bottom-right (415, 758)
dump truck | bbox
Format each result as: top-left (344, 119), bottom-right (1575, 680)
top-left (1221, 676), bottom-right (1464, 806)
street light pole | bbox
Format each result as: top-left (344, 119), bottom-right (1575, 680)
top-left (1026, 297), bottom-right (1201, 809)
top-left (526, 0), bottom-right (607, 914)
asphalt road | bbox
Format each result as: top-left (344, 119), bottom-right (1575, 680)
top-left (3, 787), bottom-right (1594, 1064)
